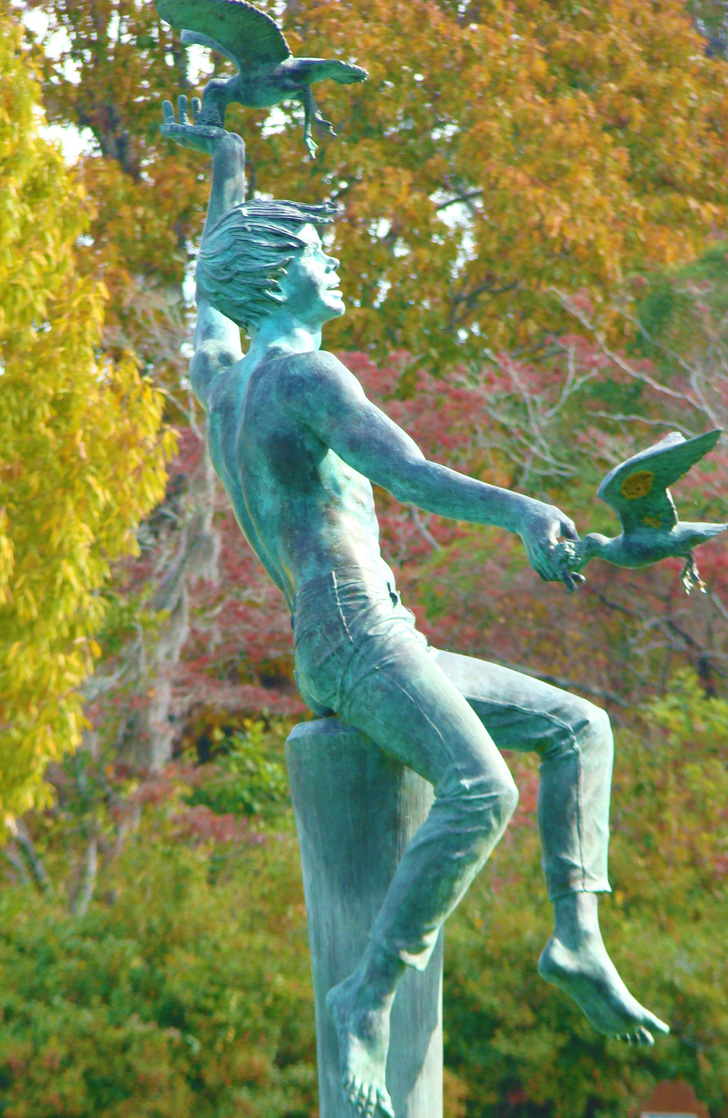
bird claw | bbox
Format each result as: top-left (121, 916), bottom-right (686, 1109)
top-left (314, 113), bottom-right (336, 136)
top-left (681, 554), bottom-right (706, 595)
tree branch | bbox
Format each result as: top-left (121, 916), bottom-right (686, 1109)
top-left (11, 819), bottom-right (53, 896)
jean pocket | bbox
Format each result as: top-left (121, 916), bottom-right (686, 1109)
top-left (293, 666), bottom-right (335, 717)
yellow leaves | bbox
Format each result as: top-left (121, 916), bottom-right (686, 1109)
top-left (0, 504), bottom-right (15, 604)
top-left (0, 8), bottom-right (175, 824)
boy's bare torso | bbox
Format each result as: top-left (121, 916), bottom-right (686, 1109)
top-left (205, 349), bottom-right (389, 610)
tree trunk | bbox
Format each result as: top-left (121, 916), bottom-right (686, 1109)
top-left (118, 442), bottom-right (219, 771)
top-left (71, 836), bottom-right (98, 918)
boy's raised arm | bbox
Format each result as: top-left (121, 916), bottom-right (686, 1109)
top-left (160, 96), bottom-right (244, 406)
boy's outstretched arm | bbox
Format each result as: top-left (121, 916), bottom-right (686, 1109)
top-left (282, 350), bottom-right (585, 591)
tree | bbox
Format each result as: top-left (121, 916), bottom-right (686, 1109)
top-left (23, 0), bottom-right (214, 374)
top-left (0, 3), bottom-right (174, 822)
top-left (262, 0), bottom-right (728, 363)
top-left (27, 0), bottom-right (728, 369)
top-left (16, 0), bottom-right (728, 773)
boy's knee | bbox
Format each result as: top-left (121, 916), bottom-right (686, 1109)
top-left (496, 772), bottom-right (519, 824)
top-left (465, 770), bottom-right (519, 838)
top-left (579, 702), bottom-right (613, 759)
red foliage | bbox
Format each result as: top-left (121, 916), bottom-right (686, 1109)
top-left (172, 804), bottom-right (262, 845)
top-left (98, 342), bottom-right (728, 756)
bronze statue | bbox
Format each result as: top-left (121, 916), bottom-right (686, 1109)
top-left (160, 91), bottom-right (676, 1117)
top-left (155, 5), bottom-right (726, 1115)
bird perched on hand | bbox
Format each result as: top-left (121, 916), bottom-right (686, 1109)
top-left (556, 428), bottom-right (728, 593)
top-left (155, 0), bottom-right (367, 158)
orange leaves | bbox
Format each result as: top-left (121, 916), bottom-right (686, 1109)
top-left (251, 0), bottom-right (728, 359)
top-left (33, 0), bottom-right (728, 368)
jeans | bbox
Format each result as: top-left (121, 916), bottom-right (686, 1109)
top-left (292, 564), bottom-right (612, 971)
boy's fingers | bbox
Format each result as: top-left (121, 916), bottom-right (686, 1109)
top-left (191, 96), bottom-right (202, 122)
top-left (178, 94), bottom-right (189, 124)
top-left (162, 99), bottom-right (175, 123)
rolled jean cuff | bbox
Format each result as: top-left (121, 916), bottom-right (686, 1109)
top-left (369, 927), bottom-right (438, 973)
top-left (546, 875), bottom-right (611, 901)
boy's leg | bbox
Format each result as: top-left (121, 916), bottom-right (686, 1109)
top-left (429, 648), bottom-right (612, 899)
top-left (312, 631), bottom-right (519, 1117)
top-left (335, 634), bottom-right (520, 969)
top-left (431, 648), bottom-right (669, 1046)
top-left (293, 577), bottom-right (520, 985)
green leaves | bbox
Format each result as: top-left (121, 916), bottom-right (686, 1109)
top-left (0, 793), bottom-right (316, 1118)
top-left (184, 721), bottom-right (289, 819)
top-left (443, 673), bottom-right (728, 1115)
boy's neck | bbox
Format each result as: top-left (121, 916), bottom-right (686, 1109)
top-left (245, 311), bottom-right (323, 369)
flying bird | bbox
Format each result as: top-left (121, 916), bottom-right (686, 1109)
top-left (556, 429), bottom-right (727, 593)
top-left (155, 0), bottom-right (368, 157)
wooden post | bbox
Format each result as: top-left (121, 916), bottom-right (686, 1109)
top-left (286, 718), bottom-right (444, 1118)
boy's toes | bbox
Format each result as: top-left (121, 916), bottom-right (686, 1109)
top-left (379, 1089), bottom-right (396, 1118)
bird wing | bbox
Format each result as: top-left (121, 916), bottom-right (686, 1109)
top-left (598, 428), bottom-right (722, 534)
top-left (156, 0), bottom-right (291, 67)
top-left (181, 29), bottom-right (240, 70)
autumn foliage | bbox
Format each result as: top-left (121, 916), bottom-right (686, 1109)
top-left (0, 7), bottom-right (174, 821)
top-left (255, 0), bottom-right (728, 361)
top-left (3, 0), bottom-right (728, 1114)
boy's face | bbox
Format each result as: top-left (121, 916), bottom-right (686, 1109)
top-left (278, 224), bottom-right (345, 327)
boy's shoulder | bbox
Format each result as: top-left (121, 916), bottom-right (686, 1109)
top-left (274, 349), bottom-right (359, 395)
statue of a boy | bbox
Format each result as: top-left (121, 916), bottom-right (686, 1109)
top-left (162, 98), bottom-right (668, 1118)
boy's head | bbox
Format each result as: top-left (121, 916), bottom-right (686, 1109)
top-left (196, 198), bottom-right (338, 331)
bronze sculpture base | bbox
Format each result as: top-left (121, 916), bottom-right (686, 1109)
top-left (286, 719), bottom-right (444, 1117)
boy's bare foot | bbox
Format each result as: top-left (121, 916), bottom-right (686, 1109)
top-left (326, 943), bottom-right (405, 1118)
top-left (539, 894), bottom-right (670, 1045)
top-left (327, 975), bottom-right (395, 1117)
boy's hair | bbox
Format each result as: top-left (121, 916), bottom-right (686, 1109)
top-left (196, 198), bottom-right (337, 331)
